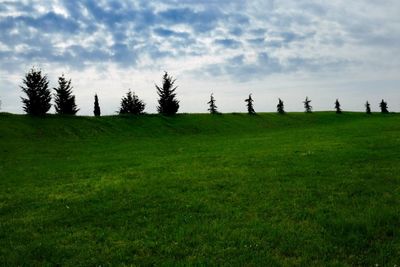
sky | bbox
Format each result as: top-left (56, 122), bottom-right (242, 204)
top-left (0, 0), bottom-right (399, 115)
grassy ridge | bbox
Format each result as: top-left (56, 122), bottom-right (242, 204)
top-left (0, 112), bottom-right (399, 266)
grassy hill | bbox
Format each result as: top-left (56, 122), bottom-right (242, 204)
top-left (1, 112), bottom-right (399, 266)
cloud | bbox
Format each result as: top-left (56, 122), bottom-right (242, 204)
top-left (0, 0), bottom-right (400, 114)
top-left (214, 39), bottom-right (241, 49)
top-left (29, 12), bottom-right (80, 32)
top-left (153, 28), bottom-right (190, 39)
top-left (0, 0), bottom-right (399, 74)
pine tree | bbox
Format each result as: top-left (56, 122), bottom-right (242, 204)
top-left (94, 94), bottom-right (101, 117)
top-left (156, 72), bottom-right (179, 115)
top-left (365, 101), bottom-right (371, 114)
top-left (277, 98), bottom-right (285, 114)
top-left (245, 94), bottom-right (255, 114)
top-left (20, 68), bottom-right (51, 115)
top-left (380, 99), bottom-right (389, 113)
top-left (303, 97), bottom-right (312, 113)
top-left (54, 74), bottom-right (79, 115)
top-left (335, 99), bottom-right (342, 114)
top-left (207, 93), bottom-right (218, 114)
top-left (119, 90), bottom-right (145, 115)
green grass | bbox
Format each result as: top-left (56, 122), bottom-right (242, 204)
top-left (1, 112), bottom-right (399, 266)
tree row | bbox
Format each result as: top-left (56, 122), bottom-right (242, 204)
top-left (7, 68), bottom-right (392, 116)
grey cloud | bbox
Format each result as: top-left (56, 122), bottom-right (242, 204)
top-left (1, 0), bottom-right (400, 114)
top-left (199, 53), bottom-right (283, 82)
top-left (229, 27), bottom-right (244, 36)
top-left (199, 51), bottom-right (351, 83)
top-left (214, 39), bottom-right (241, 49)
top-left (153, 28), bottom-right (191, 39)
top-left (247, 38), bottom-right (265, 46)
top-left (250, 28), bottom-right (267, 36)
top-left (0, 0), bottom-right (398, 79)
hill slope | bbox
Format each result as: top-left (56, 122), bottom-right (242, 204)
top-left (1, 112), bottom-right (400, 265)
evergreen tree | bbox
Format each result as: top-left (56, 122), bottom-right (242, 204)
top-left (156, 72), bottom-right (179, 115)
top-left (54, 74), bottom-right (79, 115)
top-left (365, 101), bottom-right (371, 114)
top-left (335, 99), bottom-right (342, 114)
top-left (93, 94), bottom-right (101, 117)
top-left (20, 68), bottom-right (51, 115)
top-left (245, 94), bottom-right (255, 114)
top-left (303, 97), bottom-right (312, 113)
top-left (277, 98), bottom-right (285, 114)
top-left (119, 90), bottom-right (145, 115)
top-left (380, 99), bottom-right (389, 113)
top-left (207, 93), bottom-right (218, 114)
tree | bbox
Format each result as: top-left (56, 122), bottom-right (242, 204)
top-left (54, 74), bottom-right (79, 115)
top-left (365, 101), bottom-right (371, 114)
top-left (303, 97), bottom-right (312, 113)
top-left (380, 99), bottom-right (389, 113)
top-left (335, 99), bottom-right (342, 114)
top-left (245, 94), bottom-right (255, 114)
top-left (156, 72), bottom-right (179, 115)
top-left (207, 93), bottom-right (219, 114)
top-left (119, 90), bottom-right (145, 115)
top-left (94, 94), bottom-right (101, 117)
top-left (277, 98), bottom-right (285, 114)
top-left (20, 68), bottom-right (51, 115)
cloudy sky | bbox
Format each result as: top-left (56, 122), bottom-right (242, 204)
top-left (0, 0), bottom-right (399, 114)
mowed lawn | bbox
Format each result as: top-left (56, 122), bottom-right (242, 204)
top-left (0, 112), bottom-right (399, 266)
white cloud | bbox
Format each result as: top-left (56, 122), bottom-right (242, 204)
top-left (0, 0), bottom-right (399, 114)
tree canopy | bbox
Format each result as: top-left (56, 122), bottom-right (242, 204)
top-left (54, 74), bottom-right (79, 115)
top-left (277, 98), bottom-right (285, 114)
top-left (207, 93), bottom-right (219, 114)
top-left (304, 97), bottom-right (312, 113)
top-left (94, 94), bottom-right (101, 117)
top-left (365, 101), bottom-right (371, 114)
top-left (20, 68), bottom-right (52, 115)
top-left (156, 72), bottom-right (179, 115)
top-left (245, 94), bottom-right (256, 114)
top-left (335, 99), bottom-right (342, 114)
top-left (380, 99), bottom-right (389, 113)
top-left (119, 90), bottom-right (145, 115)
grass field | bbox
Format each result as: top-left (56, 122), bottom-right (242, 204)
top-left (0, 112), bottom-right (399, 266)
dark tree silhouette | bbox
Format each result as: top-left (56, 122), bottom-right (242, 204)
top-left (156, 72), bottom-right (179, 115)
top-left (20, 68), bottom-right (51, 115)
top-left (207, 93), bottom-right (218, 114)
top-left (303, 97), bottom-right (312, 113)
top-left (245, 94), bottom-right (256, 114)
top-left (335, 99), bottom-right (342, 114)
top-left (365, 101), bottom-right (371, 114)
top-left (94, 94), bottom-right (101, 117)
top-left (380, 99), bottom-right (389, 113)
top-left (277, 98), bottom-right (285, 114)
top-left (119, 90), bottom-right (145, 115)
top-left (54, 74), bottom-right (79, 115)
